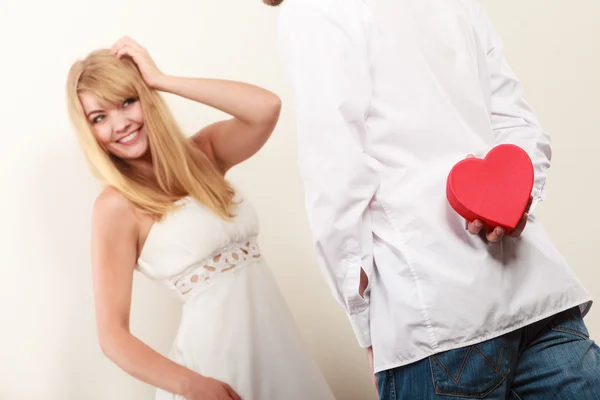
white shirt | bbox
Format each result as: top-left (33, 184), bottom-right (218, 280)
top-left (278, 0), bottom-right (591, 373)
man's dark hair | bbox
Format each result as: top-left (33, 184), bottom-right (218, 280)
top-left (263, 0), bottom-right (284, 6)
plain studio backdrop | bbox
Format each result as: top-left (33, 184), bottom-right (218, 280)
top-left (0, 1), bottom-right (598, 399)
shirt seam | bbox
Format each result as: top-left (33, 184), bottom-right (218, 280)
top-left (377, 197), bottom-right (440, 351)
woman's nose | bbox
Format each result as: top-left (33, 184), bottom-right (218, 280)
top-left (112, 116), bottom-right (131, 135)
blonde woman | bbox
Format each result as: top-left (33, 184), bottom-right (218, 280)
top-left (66, 37), bottom-right (334, 400)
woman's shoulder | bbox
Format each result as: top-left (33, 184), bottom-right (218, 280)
top-left (92, 187), bottom-right (138, 231)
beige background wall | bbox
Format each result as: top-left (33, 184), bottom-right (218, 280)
top-left (0, 1), bottom-right (597, 399)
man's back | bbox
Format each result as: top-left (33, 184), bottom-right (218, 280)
top-left (278, 0), bottom-right (590, 374)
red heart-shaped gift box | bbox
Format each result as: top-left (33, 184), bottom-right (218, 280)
top-left (446, 144), bottom-right (534, 234)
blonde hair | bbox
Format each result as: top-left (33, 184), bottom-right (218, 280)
top-left (66, 49), bottom-right (235, 220)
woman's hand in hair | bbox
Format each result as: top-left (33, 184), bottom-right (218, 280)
top-left (111, 36), bottom-right (165, 89)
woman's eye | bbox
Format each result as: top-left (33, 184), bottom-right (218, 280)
top-left (92, 115), bottom-right (104, 124)
top-left (123, 97), bottom-right (137, 107)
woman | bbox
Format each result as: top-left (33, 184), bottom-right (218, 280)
top-left (66, 37), bottom-right (335, 400)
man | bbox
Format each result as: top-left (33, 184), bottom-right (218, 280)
top-left (268, 0), bottom-right (600, 398)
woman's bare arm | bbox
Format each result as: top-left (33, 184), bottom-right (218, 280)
top-left (91, 188), bottom-right (198, 396)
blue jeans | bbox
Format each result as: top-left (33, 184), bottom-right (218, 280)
top-left (377, 307), bottom-right (600, 399)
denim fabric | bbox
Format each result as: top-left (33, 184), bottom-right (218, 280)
top-left (377, 307), bottom-right (600, 399)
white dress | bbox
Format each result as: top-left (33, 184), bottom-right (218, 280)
top-left (136, 191), bottom-right (335, 400)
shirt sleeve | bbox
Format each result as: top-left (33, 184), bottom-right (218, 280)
top-left (278, 0), bottom-right (378, 348)
top-left (470, 2), bottom-right (552, 215)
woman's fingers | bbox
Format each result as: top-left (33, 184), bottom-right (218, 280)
top-left (112, 36), bottom-right (145, 57)
top-left (115, 45), bottom-right (138, 60)
top-left (225, 384), bottom-right (242, 400)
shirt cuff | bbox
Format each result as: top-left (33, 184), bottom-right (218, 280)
top-left (347, 306), bottom-right (372, 348)
top-left (528, 183), bottom-right (546, 216)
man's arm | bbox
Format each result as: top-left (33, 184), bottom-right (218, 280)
top-left (470, 1), bottom-right (552, 215)
top-left (279, 0), bottom-right (378, 348)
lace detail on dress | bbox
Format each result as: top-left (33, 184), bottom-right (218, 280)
top-left (172, 236), bottom-right (262, 297)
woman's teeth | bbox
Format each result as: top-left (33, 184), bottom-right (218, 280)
top-left (118, 130), bottom-right (139, 143)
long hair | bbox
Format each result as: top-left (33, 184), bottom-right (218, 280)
top-left (66, 49), bottom-right (235, 221)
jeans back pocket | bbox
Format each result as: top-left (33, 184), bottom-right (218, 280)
top-left (429, 336), bottom-right (512, 398)
top-left (550, 306), bottom-right (590, 340)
